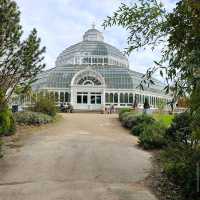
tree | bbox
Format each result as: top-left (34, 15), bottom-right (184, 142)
top-left (103, 0), bottom-right (200, 136)
top-left (103, 0), bottom-right (200, 95)
top-left (0, 0), bottom-right (45, 111)
top-left (103, 1), bottom-right (200, 198)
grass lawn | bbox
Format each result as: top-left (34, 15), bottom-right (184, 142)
top-left (153, 113), bottom-right (174, 127)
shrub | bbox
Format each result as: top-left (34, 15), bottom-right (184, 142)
top-left (119, 108), bottom-right (131, 121)
top-left (120, 112), bottom-right (140, 128)
top-left (14, 111), bottom-right (53, 125)
top-left (0, 106), bottom-right (16, 136)
top-left (119, 111), bottom-right (131, 122)
top-left (32, 95), bottom-right (57, 117)
top-left (131, 122), bottom-right (146, 136)
top-left (124, 112), bottom-right (140, 128)
top-left (138, 121), bottom-right (167, 149)
top-left (134, 114), bottom-right (155, 125)
top-left (130, 114), bottom-right (155, 135)
top-left (161, 144), bottom-right (200, 200)
top-left (153, 113), bottom-right (174, 127)
top-left (166, 111), bottom-right (192, 145)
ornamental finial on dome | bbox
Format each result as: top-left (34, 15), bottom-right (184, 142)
top-left (83, 25), bottom-right (104, 41)
top-left (92, 22), bottom-right (95, 29)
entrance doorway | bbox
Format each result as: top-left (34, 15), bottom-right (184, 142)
top-left (76, 92), bottom-right (102, 110)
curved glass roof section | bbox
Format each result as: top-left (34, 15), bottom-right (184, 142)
top-left (32, 65), bottom-right (165, 94)
top-left (56, 28), bottom-right (129, 68)
top-left (31, 26), bottom-right (167, 95)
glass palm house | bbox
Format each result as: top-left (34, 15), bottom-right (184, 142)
top-left (29, 26), bottom-right (171, 111)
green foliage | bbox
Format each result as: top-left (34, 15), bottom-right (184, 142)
top-left (108, 2), bottom-right (200, 197)
top-left (119, 108), bottom-right (131, 120)
top-left (103, 0), bottom-right (166, 54)
top-left (32, 95), bottom-right (57, 117)
top-left (156, 99), bottom-right (166, 113)
top-left (0, 106), bottom-right (16, 136)
top-left (119, 110), bottom-right (131, 122)
top-left (104, 0), bottom-right (200, 133)
top-left (161, 145), bottom-right (200, 200)
top-left (104, 0), bottom-right (200, 96)
top-left (131, 123), bottom-right (146, 136)
top-left (121, 112), bottom-right (139, 128)
top-left (138, 121), bottom-right (167, 149)
top-left (166, 112), bottom-right (192, 146)
top-left (0, 0), bottom-right (45, 108)
top-left (134, 114), bottom-right (155, 125)
top-left (14, 111), bottom-right (53, 125)
top-left (153, 113), bottom-right (174, 127)
top-left (120, 112), bottom-right (133, 127)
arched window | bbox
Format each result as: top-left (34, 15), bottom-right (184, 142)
top-left (129, 93), bottom-right (133, 103)
top-left (142, 95), bottom-right (145, 103)
top-left (110, 93), bottom-right (114, 103)
top-left (65, 92), bottom-right (69, 102)
top-left (106, 93), bottom-right (109, 103)
top-left (125, 93), bottom-right (128, 103)
top-left (114, 93), bottom-right (118, 103)
top-left (120, 93), bottom-right (124, 103)
top-left (60, 92), bottom-right (64, 102)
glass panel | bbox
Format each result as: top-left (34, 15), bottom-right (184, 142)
top-left (91, 96), bottom-right (95, 104)
top-left (65, 92), bottom-right (69, 102)
top-left (129, 93), bottom-right (133, 103)
top-left (105, 93), bottom-right (109, 103)
top-left (120, 93), bottom-right (124, 103)
top-left (77, 95), bottom-right (82, 104)
top-left (110, 93), bottom-right (113, 103)
top-left (60, 92), bottom-right (64, 102)
top-left (96, 96), bottom-right (101, 104)
top-left (83, 95), bottom-right (88, 104)
top-left (125, 93), bottom-right (128, 103)
top-left (114, 93), bottom-right (118, 103)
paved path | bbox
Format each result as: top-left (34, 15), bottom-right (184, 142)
top-left (0, 113), bottom-right (157, 200)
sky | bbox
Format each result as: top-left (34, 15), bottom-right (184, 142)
top-left (15, 0), bottom-right (178, 75)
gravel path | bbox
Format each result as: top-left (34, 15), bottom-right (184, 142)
top-left (0, 113), bottom-right (157, 200)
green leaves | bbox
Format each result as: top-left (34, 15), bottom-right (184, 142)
top-left (0, 0), bottom-right (45, 104)
top-left (103, 0), bottom-right (167, 52)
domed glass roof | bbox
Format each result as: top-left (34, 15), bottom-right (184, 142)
top-left (31, 26), bottom-right (167, 97)
top-left (56, 27), bottom-right (129, 68)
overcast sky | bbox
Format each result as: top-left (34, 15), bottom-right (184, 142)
top-left (15, 0), bottom-right (178, 74)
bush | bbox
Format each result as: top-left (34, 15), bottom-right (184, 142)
top-left (131, 122), bottom-right (146, 136)
top-left (121, 112), bottom-right (140, 128)
top-left (153, 113), bottom-right (174, 127)
top-left (14, 111), bottom-right (53, 125)
top-left (161, 145), bottom-right (200, 200)
top-left (119, 108), bottom-right (131, 121)
top-left (124, 113), bottom-right (140, 128)
top-left (166, 111), bottom-right (192, 145)
top-left (130, 114), bottom-right (156, 135)
top-left (32, 95), bottom-right (57, 117)
top-left (0, 106), bottom-right (16, 136)
top-left (138, 121), bottom-right (167, 149)
top-left (119, 111), bottom-right (131, 122)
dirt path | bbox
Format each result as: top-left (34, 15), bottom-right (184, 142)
top-left (0, 113), bottom-right (157, 200)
